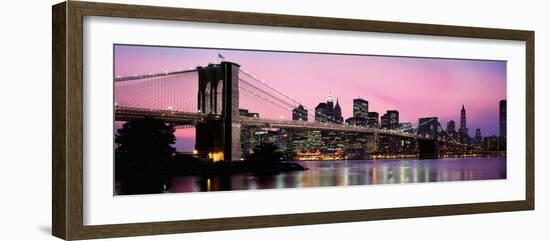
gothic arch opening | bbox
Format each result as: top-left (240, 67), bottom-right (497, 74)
top-left (204, 81), bottom-right (211, 114)
top-left (215, 80), bottom-right (223, 115)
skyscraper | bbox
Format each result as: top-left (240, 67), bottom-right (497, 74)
top-left (345, 117), bottom-right (366, 126)
top-left (446, 120), bottom-right (457, 140)
top-left (475, 128), bottom-right (482, 144)
top-left (344, 98), bottom-right (368, 127)
top-left (327, 93), bottom-right (334, 110)
top-left (387, 110), bottom-right (399, 129)
top-left (352, 98), bottom-right (369, 119)
top-left (460, 105), bottom-right (468, 134)
top-left (380, 113), bottom-right (390, 129)
top-left (446, 120), bottom-right (456, 133)
top-left (292, 104), bottom-right (308, 121)
top-left (367, 112), bottom-right (379, 128)
top-left (380, 110), bottom-right (399, 129)
top-left (500, 100), bottom-right (506, 138)
top-left (314, 94), bottom-right (343, 124)
top-left (315, 102), bottom-right (329, 123)
top-left (334, 98), bottom-right (343, 123)
top-left (459, 105), bottom-right (470, 143)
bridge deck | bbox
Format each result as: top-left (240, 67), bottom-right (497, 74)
top-left (239, 116), bottom-right (425, 139)
top-left (114, 106), bottom-right (204, 125)
top-left (113, 107), bottom-right (471, 144)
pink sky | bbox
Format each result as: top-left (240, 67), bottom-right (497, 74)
top-left (114, 45), bottom-right (506, 151)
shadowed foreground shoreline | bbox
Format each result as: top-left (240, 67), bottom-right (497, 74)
top-left (115, 153), bottom-right (308, 195)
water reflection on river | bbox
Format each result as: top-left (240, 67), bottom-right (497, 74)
top-left (170, 157), bottom-right (506, 193)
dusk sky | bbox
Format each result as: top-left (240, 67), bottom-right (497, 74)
top-left (114, 44), bottom-right (506, 151)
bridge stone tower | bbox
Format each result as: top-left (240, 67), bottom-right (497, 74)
top-left (195, 62), bottom-right (242, 162)
top-left (417, 117), bottom-right (440, 159)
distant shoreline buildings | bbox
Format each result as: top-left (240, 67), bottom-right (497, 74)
top-left (239, 93), bottom-right (507, 158)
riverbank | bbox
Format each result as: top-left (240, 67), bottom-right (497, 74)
top-left (295, 152), bottom-right (506, 162)
top-left (171, 154), bottom-right (308, 177)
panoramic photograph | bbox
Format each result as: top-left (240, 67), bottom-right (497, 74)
top-left (113, 44), bottom-right (507, 195)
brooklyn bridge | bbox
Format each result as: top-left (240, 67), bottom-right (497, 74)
top-left (114, 61), bottom-right (478, 162)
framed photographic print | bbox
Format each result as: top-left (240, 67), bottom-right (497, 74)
top-left (52, 1), bottom-right (534, 240)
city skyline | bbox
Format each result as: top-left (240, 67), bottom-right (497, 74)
top-left (298, 94), bottom-right (504, 139)
top-left (115, 45), bottom-right (506, 151)
top-left (113, 45), bottom-right (508, 195)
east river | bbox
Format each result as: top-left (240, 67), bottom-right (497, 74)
top-left (169, 157), bottom-right (506, 193)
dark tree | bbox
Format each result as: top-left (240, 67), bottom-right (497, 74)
top-left (247, 142), bottom-right (289, 175)
top-left (249, 142), bottom-right (285, 163)
top-left (115, 118), bottom-right (176, 194)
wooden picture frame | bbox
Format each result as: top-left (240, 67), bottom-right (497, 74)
top-left (52, 1), bottom-right (534, 240)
